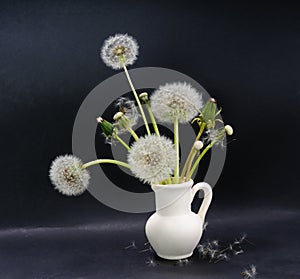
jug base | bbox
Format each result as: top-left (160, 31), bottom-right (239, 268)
top-left (156, 251), bottom-right (193, 260)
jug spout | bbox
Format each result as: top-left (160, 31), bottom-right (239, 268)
top-left (191, 182), bottom-right (213, 220)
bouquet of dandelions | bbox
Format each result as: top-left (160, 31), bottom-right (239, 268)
top-left (49, 34), bottom-right (233, 196)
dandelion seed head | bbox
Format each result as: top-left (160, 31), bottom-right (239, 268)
top-left (150, 82), bottom-right (203, 123)
top-left (127, 134), bottom-right (176, 184)
top-left (101, 33), bottom-right (139, 70)
top-left (49, 155), bottom-right (90, 196)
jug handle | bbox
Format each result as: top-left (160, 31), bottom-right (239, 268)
top-left (191, 182), bottom-right (213, 220)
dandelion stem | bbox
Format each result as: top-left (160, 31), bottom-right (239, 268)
top-left (145, 102), bottom-right (160, 136)
top-left (180, 122), bottom-right (205, 181)
top-left (127, 126), bottom-right (139, 141)
top-left (185, 148), bottom-right (198, 181)
top-left (114, 134), bottom-right (131, 150)
top-left (187, 142), bottom-right (213, 180)
top-left (120, 56), bottom-right (151, 135)
top-left (174, 115), bottom-right (179, 183)
top-left (82, 159), bottom-right (130, 169)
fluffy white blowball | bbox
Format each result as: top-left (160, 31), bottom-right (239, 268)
top-left (49, 155), bottom-right (90, 196)
top-left (150, 82), bottom-right (203, 123)
top-left (101, 33), bottom-right (139, 70)
top-left (127, 134), bottom-right (176, 184)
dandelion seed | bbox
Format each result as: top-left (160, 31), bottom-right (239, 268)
top-left (176, 259), bottom-right (184, 267)
top-left (209, 249), bottom-right (218, 262)
top-left (150, 82), bottom-right (203, 124)
top-left (233, 239), bottom-right (241, 246)
top-left (234, 249), bottom-right (244, 256)
top-left (127, 134), bottom-right (176, 184)
top-left (124, 241), bottom-right (137, 250)
top-left (203, 221), bottom-right (208, 231)
top-left (220, 244), bottom-right (231, 254)
top-left (242, 265), bottom-right (257, 279)
top-left (240, 234), bottom-right (247, 243)
top-left (101, 33), bottom-right (139, 70)
top-left (139, 246), bottom-right (153, 253)
top-left (175, 258), bottom-right (190, 266)
top-left (214, 253), bottom-right (230, 263)
top-left (145, 257), bottom-right (157, 267)
top-left (212, 240), bottom-right (219, 247)
top-left (49, 155), bottom-right (90, 196)
top-left (251, 265), bottom-right (257, 274)
top-left (197, 244), bottom-right (206, 254)
top-left (182, 259), bottom-right (190, 265)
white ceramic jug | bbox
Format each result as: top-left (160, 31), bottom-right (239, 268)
top-left (145, 179), bottom-right (213, 260)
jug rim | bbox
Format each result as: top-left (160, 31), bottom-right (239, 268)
top-left (151, 179), bottom-right (193, 191)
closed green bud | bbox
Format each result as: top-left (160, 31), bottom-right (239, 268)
top-left (139, 92), bottom-right (149, 103)
top-left (97, 117), bottom-right (115, 138)
top-left (200, 98), bottom-right (221, 129)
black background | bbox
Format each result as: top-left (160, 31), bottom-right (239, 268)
top-left (0, 1), bottom-right (299, 278)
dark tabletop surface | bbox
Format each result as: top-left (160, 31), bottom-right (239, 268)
top-left (1, 206), bottom-right (299, 279)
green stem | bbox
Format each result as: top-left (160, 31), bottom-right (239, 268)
top-left (114, 134), bottom-right (130, 150)
top-left (127, 126), bottom-right (139, 141)
top-left (120, 57), bottom-right (151, 135)
top-left (196, 123), bottom-right (206, 141)
top-left (187, 142), bottom-right (214, 180)
top-left (145, 102), bottom-right (160, 136)
top-left (174, 115), bottom-right (179, 184)
top-left (185, 148), bottom-right (197, 180)
top-left (180, 122), bottom-right (205, 180)
top-left (82, 159), bottom-right (131, 169)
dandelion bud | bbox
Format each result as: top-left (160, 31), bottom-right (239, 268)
top-left (194, 140), bottom-right (204, 150)
top-left (96, 116), bottom-right (103, 123)
top-left (97, 117), bottom-right (115, 137)
top-left (139, 92), bottom-right (149, 103)
top-left (113, 111), bottom-right (124, 121)
top-left (225, 125), bottom-right (233, 136)
top-left (201, 98), bottom-right (218, 129)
